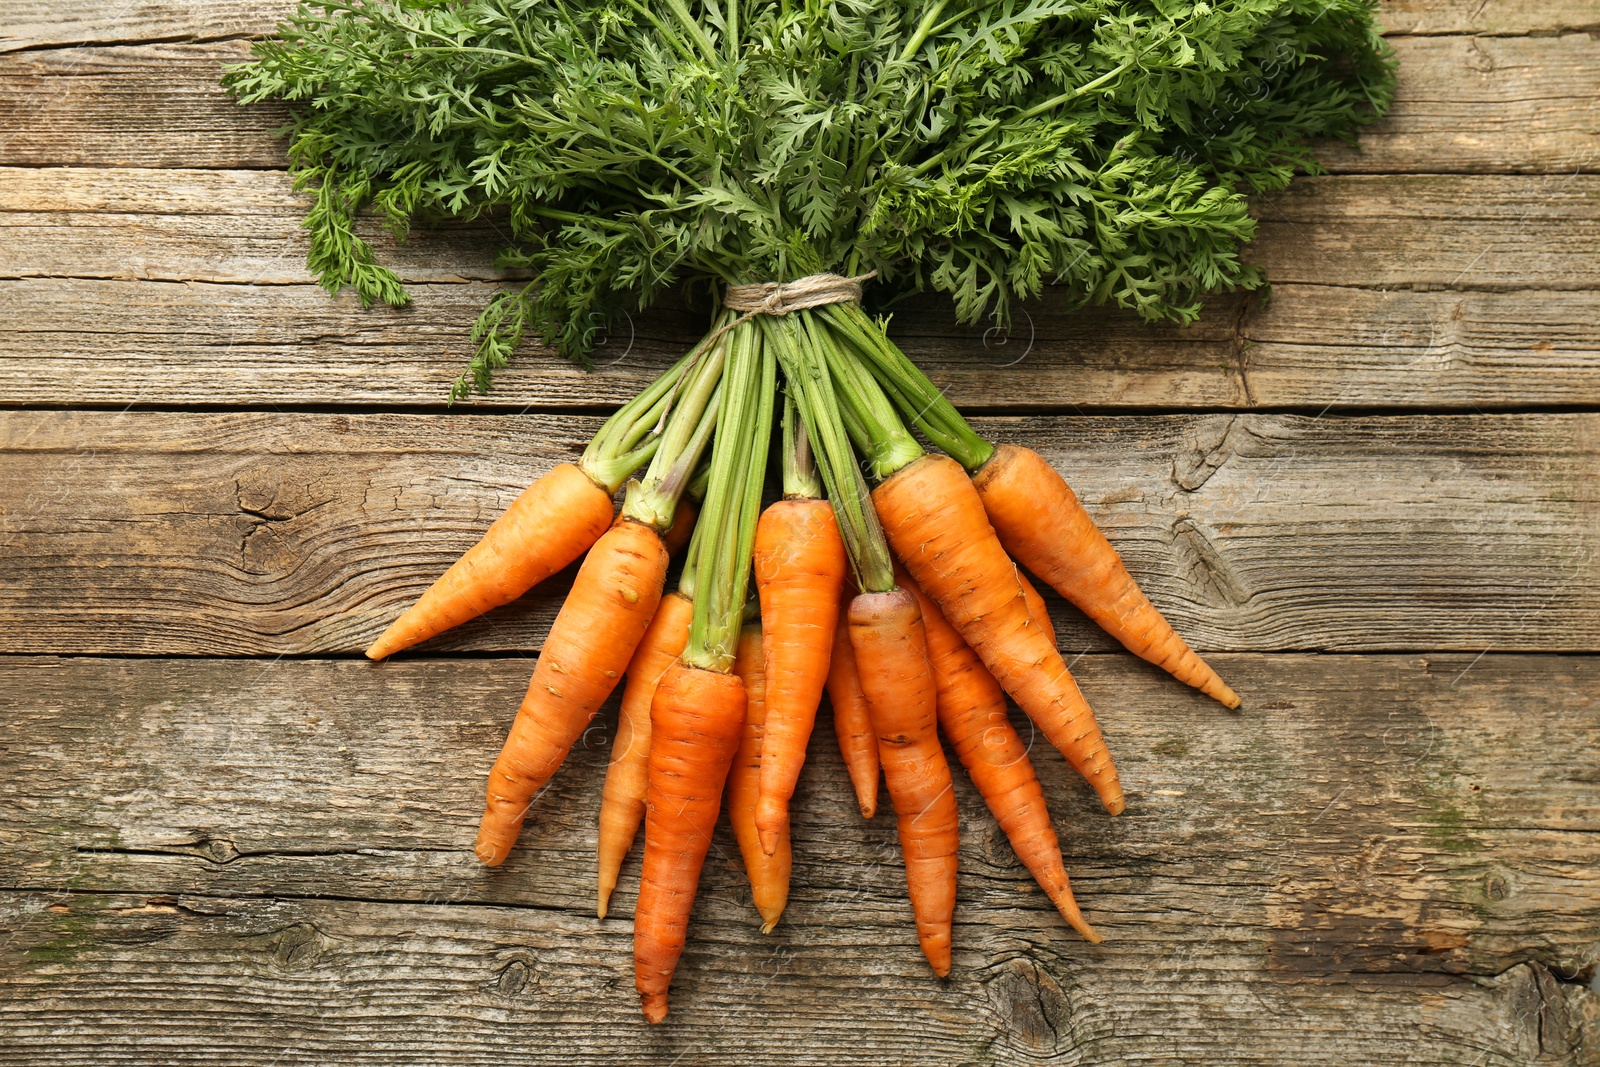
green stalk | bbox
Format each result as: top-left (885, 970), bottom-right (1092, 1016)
top-left (763, 314), bottom-right (895, 595)
top-left (804, 315), bottom-right (923, 481)
top-left (822, 302), bottom-right (994, 471)
top-left (683, 322), bottom-right (776, 672)
top-left (781, 390), bottom-right (823, 500)
top-left (621, 318), bottom-right (735, 529)
top-left (578, 347), bottom-right (700, 493)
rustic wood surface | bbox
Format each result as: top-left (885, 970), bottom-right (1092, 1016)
top-left (0, 1), bottom-right (1596, 1064)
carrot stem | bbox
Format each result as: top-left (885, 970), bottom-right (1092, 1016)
top-left (762, 314), bottom-right (894, 595)
top-left (822, 302), bottom-right (993, 472)
top-left (683, 322), bottom-right (775, 672)
top-left (580, 346), bottom-right (702, 493)
top-left (621, 316), bottom-right (733, 530)
top-left (780, 391), bottom-right (823, 500)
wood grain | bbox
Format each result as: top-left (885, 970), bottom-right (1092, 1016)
top-left (0, 410), bottom-right (1594, 656)
top-left (7, 276), bottom-right (1600, 410)
top-left (1, 652), bottom-right (1595, 1064)
top-left (3, 35), bottom-right (1597, 173)
top-left (7, 168), bottom-right (1596, 291)
top-left (5, 0), bottom-right (1588, 51)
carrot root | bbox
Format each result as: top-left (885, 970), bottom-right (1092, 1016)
top-left (752, 499), bottom-right (847, 855)
top-left (730, 626), bottom-right (792, 933)
top-left (874, 454), bottom-right (1125, 816)
top-left (848, 588), bottom-right (958, 977)
top-left (634, 663), bottom-right (746, 1024)
top-left (596, 592), bottom-right (694, 919)
top-left (899, 569), bottom-right (1100, 944)
top-left (974, 443), bottom-right (1241, 708)
top-left (475, 519), bottom-right (668, 867)
top-left (826, 601), bottom-right (880, 819)
top-left (367, 462), bottom-right (613, 660)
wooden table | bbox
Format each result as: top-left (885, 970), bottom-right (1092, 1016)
top-left (2, 3), bottom-right (1597, 1063)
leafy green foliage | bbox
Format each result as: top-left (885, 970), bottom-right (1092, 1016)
top-left (224, 0), bottom-right (1393, 391)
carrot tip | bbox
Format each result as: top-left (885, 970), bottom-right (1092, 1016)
top-left (473, 840), bottom-right (508, 867)
top-left (756, 829), bottom-right (780, 857)
top-left (640, 995), bottom-right (668, 1024)
top-left (760, 920), bottom-right (778, 935)
top-left (1102, 794), bottom-right (1126, 816)
top-left (597, 895), bottom-right (609, 921)
top-left (858, 802), bottom-right (876, 820)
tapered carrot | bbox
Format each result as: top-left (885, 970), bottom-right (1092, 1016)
top-left (974, 444), bottom-right (1240, 708)
top-left (366, 351), bottom-right (699, 661)
top-left (366, 462), bottom-right (613, 660)
top-left (729, 623), bottom-right (791, 932)
top-left (635, 663), bottom-right (745, 1023)
top-left (475, 519), bottom-right (668, 866)
top-left (596, 591), bottom-right (693, 918)
top-left (848, 587), bottom-right (959, 977)
top-left (898, 569), bottom-right (1100, 943)
top-left (874, 454), bottom-right (1124, 815)
top-left (752, 496), bottom-right (847, 853)
top-left (826, 599), bottom-right (879, 819)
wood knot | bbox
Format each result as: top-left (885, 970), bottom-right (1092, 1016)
top-left (488, 955), bottom-right (539, 998)
top-left (986, 956), bottom-right (1072, 1054)
top-left (249, 922), bottom-right (336, 971)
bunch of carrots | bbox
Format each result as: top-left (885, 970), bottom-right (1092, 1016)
top-left (363, 288), bottom-right (1239, 1023)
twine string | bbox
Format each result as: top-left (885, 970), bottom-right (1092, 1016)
top-left (650, 270), bottom-right (877, 434)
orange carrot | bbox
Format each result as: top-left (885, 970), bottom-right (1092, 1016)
top-left (729, 623), bottom-right (792, 932)
top-left (974, 443), bottom-right (1240, 708)
top-left (595, 591), bottom-right (694, 918)
top-left (1018, 570), bottom-right (1056, 647)
top-left (366, 462), bottom-right (613, 660)
top-left (826, 599), bottom-right (879, 819)
top-left (635, 663), bottom-right (746, 1024)
top-left (752, 498), bottom-right (848, 853)
top-left (475, 519), bottom-right (668, 866)
top-left (848, 588), bottom-right (959, 977)
top-left (898, 570), bottom-right (1100, 943)
top-left (874, 454), bottom-right (1124, 815)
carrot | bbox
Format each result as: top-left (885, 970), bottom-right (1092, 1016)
top-left (874, 454), bottom-right (1125, 815)
top-left (1018, 570), bottom-right (1056, 647)
top-left (752, 497), bottom-right (847, 853)
top-left (366, 462), bottom-right (613, 660)
top-left (848, 587), bottom-right (959, 977)
top-left (729, 623), bottom-right (792, 932)
top-left (975, 444), bottom-right (1240, 708)
top-left (595, 591), bottom-right (693, 918)
top-left (897, 569), bottom-right (1100, 943)
top-left (634, 663), bottom-right (746, 1023)
top-left (826, 599), bottom-right (879, 819)
top-left (474, 519), bottom-right (668, 866)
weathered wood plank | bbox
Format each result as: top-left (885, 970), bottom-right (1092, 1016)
top-left (7, 276), bottom-right (1600, 410)
top-left (3, 35), bottom-right (1596, 173)
top-left (1315, 33), bottom-right (1600, 174)
top-left (0, 42), bottom-right (287, 169)
top-left (6, 0), bottom-right (1584, 53)
top-left (0, 167), bottom-right (515, 285)
top-left (1, 653), bottom-right (1595, 1064)
top-left (1249, 174), bottom-right (1600, 290)
top-left (7, 169), bottom-right (1596, 292)
top-left (0, 410), bottom-right (1594, 656)
top-left (1379, 0), bottom-right (1599, 35)
top-left (1, 2), bottom-right (290, 52)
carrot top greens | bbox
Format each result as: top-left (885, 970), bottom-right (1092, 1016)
top-left (225, 0), bottom-right (1392, 396)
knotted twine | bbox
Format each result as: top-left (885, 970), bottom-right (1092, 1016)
top-left (651, 271), bottom-right (877, 432)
